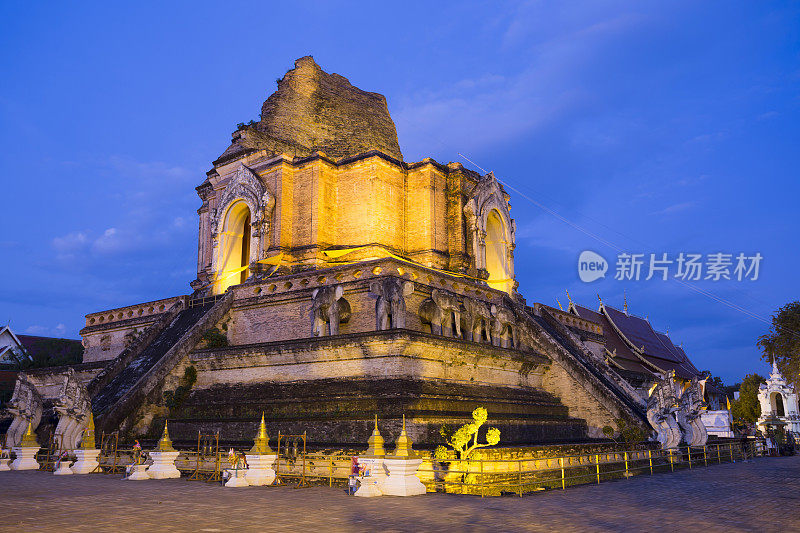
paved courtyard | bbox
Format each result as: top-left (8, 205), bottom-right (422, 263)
top-left (1, 455), bottom-right (798, 532)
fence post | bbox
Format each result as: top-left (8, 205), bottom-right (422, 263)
top-left (518, 459), bottom-right (522, 497)
top-left (730, 444), bottom-right (734, 463)
top-left (329, 456), bottom-right (333, 487)
top-left (596, 454), bottom-right (601, 484)
top-left (669, 450), bottom-right (674, 472)
top-left (624, 452), bottom-right (629, 477)
top-left (648, 450), bottom-right (653, 475)
top-left (703, 445), bottom-right (707, 467)
top-left (480, 457), bottom-right (484, 498)
top-left (717, 445), bottom-right (721, 464)
top-left (560, 457), bottom-right (565, 490)
top-left (687, 447), bottom-right (692, 469)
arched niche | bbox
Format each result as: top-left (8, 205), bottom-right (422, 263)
top-left (215, 200), bottom-right (252, 295)
top-left (485, 209), bottom-right (513, 293)
top-left (771, 392), bottom-right (786, 417)
top-left (464, 172), bottom-right (516, 295)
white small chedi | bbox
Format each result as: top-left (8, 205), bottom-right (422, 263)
top-left (10, 422), bottom-right (40, 471)
top-left (244, 414), bottom-right (277, 487)
top-left (147, 421), bottom-right (181, 479)
top-left (757, 360), bottom-right (800, 437)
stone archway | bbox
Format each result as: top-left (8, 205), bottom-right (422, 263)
top-left (772, 392), bottom-right (786, 417)
top-left (215, 200), bottom-right (252, 295)
top-left (485, 209), bottom-right (512, 293)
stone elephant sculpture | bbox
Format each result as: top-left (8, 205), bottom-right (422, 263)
top-left (4, 373), bottom-right (43, 448)
top-left (311, 285), bottom-right (351, 336)
top-left (53, 368), bottom-right (92, 450)
top-left (419, 289), bottom-right (462, 337)
top-left (490, 304), bottom-right (517, 348)
top-left (369, 278), bottom-right (414, 330)
top-left (460, 298), bottom-right (492, 343)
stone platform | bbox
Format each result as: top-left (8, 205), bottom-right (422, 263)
top-left (167, 377), bottom-right (588, 446)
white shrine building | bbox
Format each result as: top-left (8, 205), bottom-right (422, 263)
top-left (757, 361), bottom-right (800, 437)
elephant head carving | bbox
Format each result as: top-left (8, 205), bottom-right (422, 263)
top-left (311, 285), bottom-right (351, 336)
top-left (369, 277), bottom-right (414, 330)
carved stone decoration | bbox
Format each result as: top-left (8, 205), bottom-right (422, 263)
top-left (419, 289), bottom-right (462, 337)
top-left (676, 376), bottom-right (708, 447)
top-left (210, 163), bottom-right (276, 276)
top-left (311, 285), bottom-right (351, 336)
top-left (490, 304), bottom-right (517, 348)
top-left (463, 172), bottom-right (516, 289)
top-left (4, 373), bottom-right (43, 448)
top-left (646, 371), bottom-right (682, 449)
top-left (53, 368), bottom-right (93, 450)
top-left (461, 298), bottom-right (492, 343)
top-left (369, 278), bottom-right (414, 330)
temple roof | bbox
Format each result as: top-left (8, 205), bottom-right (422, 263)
top-left (215, 56), bottom-right (403, 166)
top-left (571, 302), bottom-right (702, 380)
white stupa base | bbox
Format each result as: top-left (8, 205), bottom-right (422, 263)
top-left (225, 468), bottom-right (250, 487)
top-left (354, 477), bottom-right (383, 497)
top-left (0, 458), bottom-right (11, 471)
top-left (54, 460), bottom-right (74, 475)
top-left (11, 447), bottom-right (40, 470)
top-left (381, 458), bottom-right (426, 496)
top-left (127, 464), bottom-right (150, 480)
top-left (147, 451), bottom-right (181, 479)
top-left (245, 454), bottom-right (277, 486)
top-left (71, 449), bottom-right (101, 474)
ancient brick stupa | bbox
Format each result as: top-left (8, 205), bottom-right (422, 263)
top-left (76, 56), bottom-right (649, 446)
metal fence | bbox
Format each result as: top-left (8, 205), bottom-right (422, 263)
top-left (417, 440), bottom-right (764, 496)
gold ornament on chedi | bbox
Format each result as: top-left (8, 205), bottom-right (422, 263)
top-left (156, 420), bottom-right (176, 452)
top-left (249, 413), bottom-right (273, 455)
top-left (80, 414), bottom-right (96, 450)
top-left (364, 415), bottom-right (386, 457)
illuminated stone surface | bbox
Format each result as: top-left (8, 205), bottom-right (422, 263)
top-left (10, 446), bottom-right (39, 470)
top-left (244, 454), bottom-right (277, 486)
top-left (126, 464), bottom-right (149, 481)
top-left (147, 451), bottom-right (181, 480)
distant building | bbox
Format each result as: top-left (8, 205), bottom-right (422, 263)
top-left (0, 326), bottom-right (28, 365)
top-left (757, 361), bottom-right (800, 437)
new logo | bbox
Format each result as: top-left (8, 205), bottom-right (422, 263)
top-left (578, 251), bottom-right (608, 283)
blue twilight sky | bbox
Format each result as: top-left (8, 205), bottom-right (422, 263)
top-left (1, 2), bottom-right (798, 384)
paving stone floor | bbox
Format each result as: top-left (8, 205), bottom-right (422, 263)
top-left (1, 456), bottom-right (798, 532)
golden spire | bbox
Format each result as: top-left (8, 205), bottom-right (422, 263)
top-left (156, 420), bottom-right (176, 452)
top-left (556, 298), bottom-right (563, 311)
top-left (80, 413), bottom-right (96, 450)
top-left (623, 290), bottom-right (628, 315)
top-left (20, 421), bottom-right (39, 448)
top-left (364, 414), bottom-right (385, 457)
top-left (391, 414), bottom-right (416, 458)
top-left (565, 290), bottom-right (573, 304)
top-left (249, 412), bottom-right (273, 455)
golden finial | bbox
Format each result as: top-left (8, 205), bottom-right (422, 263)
top-left (565, 290), bottom-right (573, 304)
top-left (80, 413), bottom-right (96, 450)
top-left (623, 290), bottom-right (628, 315)
top-left (20, 421), bottom-right (39, 448)
top-left (364, 414), bottom-right (385, 457)
top-left (556, 298), bottom-right (563, 311)
top-left (156, 420), bottom-right (176, 452)
top-left (249, 412), bottom-right (273, 455)
top-left (391, 414), bottom-right (416, 458)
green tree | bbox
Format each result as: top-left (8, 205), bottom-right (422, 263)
top-left (731, 373), bottom-right (765, 424)
top-left (758, 301), bottom-right (800, 391)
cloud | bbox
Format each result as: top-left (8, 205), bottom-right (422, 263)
top-left (393, 7), bottom-right (650, 160)
top-left (652, 201), bottom-right (697, 216)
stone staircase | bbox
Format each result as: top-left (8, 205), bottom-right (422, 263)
top-left (91, 293), bottom-right (233, 434)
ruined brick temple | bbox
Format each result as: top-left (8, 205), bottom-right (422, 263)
top-left (13, 57), bottom-right (678, 448)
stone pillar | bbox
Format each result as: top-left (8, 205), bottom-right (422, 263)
top-left (11, 423), bottom-right (40, 471)
top-left (71, 449), bottom-right (101, 474)
top-left (225, 468), bottom-right (250, 487)
top-left (127, 464), bottom-right (150, 480)
top-left (147, 421), bottom-right (181, 480)
top-left (355, 415), bottom-right (386, 498)
top-left (71, 414), bottom-right (100, 474)
top-left (380, 415), bottom-right (426, 496)
top-left (53, 456), bottom-right (74, 475)
top-left (245, 413), bottom-right (277, 486)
